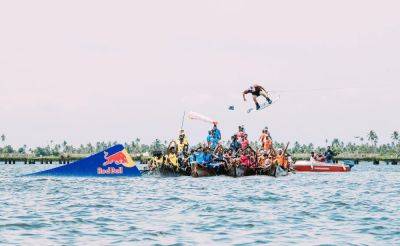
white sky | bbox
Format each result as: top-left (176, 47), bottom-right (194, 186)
top-left (0, 0), bottom-right (399, 147)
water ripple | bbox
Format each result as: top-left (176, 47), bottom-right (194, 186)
top-left (0, 163), bottom-right (399, 245)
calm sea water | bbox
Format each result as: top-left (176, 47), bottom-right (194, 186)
top-left (0, 163), bottom-right (399, 245)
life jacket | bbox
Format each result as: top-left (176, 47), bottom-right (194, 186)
top-left (276, 154), bottom-right (285, 166)
top-left (260, 133), bottom-right (272, 150)
top-left (263, 139), bottom-right (272, 150)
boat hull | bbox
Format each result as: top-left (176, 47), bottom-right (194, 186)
top-left (226, 164), bottom-right (288, 177)
top-left (191, 162), bottom-right (228, 177)
top-left (294, 161), bottom-right (351, 172)
top-left (191, 163), bottom-right (217, 177)
top-left (155, 164), bottom-right (190, 177)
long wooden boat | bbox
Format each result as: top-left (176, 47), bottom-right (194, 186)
top-left (191, 162), bottom-right (226, 177)
top-left (226, 164), bottom-right (289, 178)
top-left (294, 161), bottom-right (351, 172)
top-left (155, 164), bottom-right (190, 177)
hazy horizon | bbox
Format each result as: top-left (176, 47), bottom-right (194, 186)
top-left (1, 0), bottom-right (399, 148)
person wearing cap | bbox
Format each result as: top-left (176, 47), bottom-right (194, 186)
top-left (242, 83), bottom-right (272, 110)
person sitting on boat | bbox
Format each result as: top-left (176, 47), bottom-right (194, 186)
top-left (212, 123), bottom-right (221, 141)
top-left (224, 149), bottom-right (234, 165)
top-left (265, 154), bottom-right (274, 168)
top-left (166, 146), bottom-right (179, 171)
top-left (310, 152), bottom-right (317, 162)
top-left (149, 150), bottom-right (164, 171)
top-left (310, 152), bottom-right (325, 162)
top-left (324, 146), bottom-right (335, 163)
top-left (201, 147), bottom-right (213, 166)
top-left (257, 151), bottom-right (267, 168)
top-left (242, 83), bottom-right (272, 110)
top-left (213, 145), bottom-right (225, 162)
top-left (275, 149), bottom-right (289, 169)
top-left (229, 135), bottom-right (241, 153)
top-left (240, 150), bottom-right (252, 167)
top-left (316, 153), bottom-right (326, 162)
top-left (189, 149), bottom-right (197, 164)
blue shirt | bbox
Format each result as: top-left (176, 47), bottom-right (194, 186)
top-left (213, 128), bottom-right (221, 140)
top-left (194, 152), bottom-right (212, 164)
top-left (210, 137), bottom-right (219, 149)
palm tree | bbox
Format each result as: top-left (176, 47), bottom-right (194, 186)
top-left (1, 134), bottom-right (5, 144)
top-left (62, 141), bottom-right (68, 153)
top-left (367, 130), bottom-right (378, 146)
top-left (392, 131), bottom-right (399, 143)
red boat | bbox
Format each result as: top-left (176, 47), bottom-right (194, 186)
top-left (293, 161), bottom-right (352, 172)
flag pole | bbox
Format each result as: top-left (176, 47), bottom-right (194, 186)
top-left (180, 110), bottom-right (186, 130)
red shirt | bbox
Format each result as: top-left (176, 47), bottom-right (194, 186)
top-left (240, 155), bottom-right (251, 167)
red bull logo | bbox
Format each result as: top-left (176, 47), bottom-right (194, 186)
top-left (97, 149), bottom-right (135, 175)
top-left (103, 151), bottom-right (129, 166)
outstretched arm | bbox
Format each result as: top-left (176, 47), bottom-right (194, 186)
top-left (242, 91), bottom-right (248, 101)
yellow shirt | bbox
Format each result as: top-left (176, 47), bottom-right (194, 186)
top-left (167, 153), bottom-right (179, 168)
top-left (177, 136), bottom-right (189, 152)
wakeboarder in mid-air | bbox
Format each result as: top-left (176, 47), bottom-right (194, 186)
top-left (242, 83), bottom-right (272, 110)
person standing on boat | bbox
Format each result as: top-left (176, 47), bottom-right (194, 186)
top-left (259, 129), bottom-right (272, 152)
top-left (241, 134), bottom-right (250, 150)
top-left (236, 125), bottom-right (246, 142)
top-left (230, 135), bottom-right (241, 153)
top-left (242, 83), bottom-right (272, 110)
top-left (206, 131), bottom-right (219, 150)
top-left (212, 123), bottom-right (221, 141)
top-left (177, 135), bottom-right (189, 153)
top-left (324, 146), bottom-right (335, 163)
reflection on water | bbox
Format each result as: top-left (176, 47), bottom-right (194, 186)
top-left (0, 163), bottom-right (399, 245)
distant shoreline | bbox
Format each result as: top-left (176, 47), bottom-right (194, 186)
top-left (1, 153), bottom-right (399, 165)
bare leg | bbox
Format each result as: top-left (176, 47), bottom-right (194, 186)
top-left (252, 95), bottom-right (260, 109)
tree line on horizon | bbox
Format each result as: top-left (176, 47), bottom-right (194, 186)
top-left (0, 130), bottom-right (399, 157)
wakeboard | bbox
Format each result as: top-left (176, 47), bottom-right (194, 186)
top-left (247, 95), bottom-right (281, 113)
